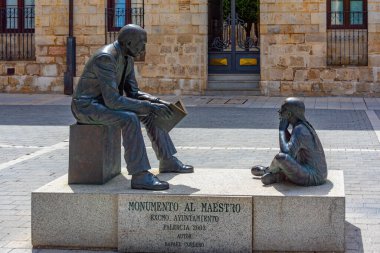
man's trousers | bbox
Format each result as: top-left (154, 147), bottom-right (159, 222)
top-left (71, 101), bottom-right (176, 175)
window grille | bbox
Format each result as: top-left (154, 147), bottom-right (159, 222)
top-left (105, 0), bottom-right (144, 44)
top-left (0, 0), bottom-right (35, 61)
top-left (327, 0), bottom-right (368, 66)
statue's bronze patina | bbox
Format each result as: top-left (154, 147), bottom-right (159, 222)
top-left (252, 97), bottom-right (327, 186)
top-left (71, 24), bottom-right (193, 191)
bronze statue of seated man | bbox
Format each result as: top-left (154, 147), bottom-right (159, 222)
top-left (251, 97), bottom-right (327, 186)
top-left (71, 24), bottom-right (193, 191)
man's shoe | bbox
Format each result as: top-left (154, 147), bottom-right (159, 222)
top-left (251, 165), bottom-right (269, 176)
top-left (261, 172), bottom-right (282, 185)
top-left (131, 171), bottom-right (169, 190)
top-left (159, 156), bottom-right (194, 173)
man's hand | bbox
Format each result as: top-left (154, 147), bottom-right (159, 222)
top-left (279, 118), bottom-right (289, 131)
top-left (152, 98), bottom-right (171, 107)
top-left (150, 103), bottom-right (173, 119)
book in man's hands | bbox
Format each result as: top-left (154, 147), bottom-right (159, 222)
top-left (154, 99), bottom-right (187, 132)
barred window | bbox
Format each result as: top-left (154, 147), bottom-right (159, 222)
top-left (105, 0), bottom-right (145, 61)
top-left (106, 0), bottom-right (144, 32)
top-left (0, 0), bottom-right (35, 60)
top-left (0, 0), bottom-right (34, 32)
top-left (327, 0), bottom-right (368, 66)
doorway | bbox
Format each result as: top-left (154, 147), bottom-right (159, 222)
top-left (208, 0), bottom-right (260, 74)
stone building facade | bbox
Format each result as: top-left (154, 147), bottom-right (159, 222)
top-left (1, 0), bottom-right (380, 96)
top-left (135, 0), bottom-right (208, 95)
top-left (260, 0), bottom-right (380, 96)
top-left (0, 0), bottom-right (208, 95)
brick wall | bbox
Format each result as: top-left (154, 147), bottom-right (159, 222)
top-left (260, 0), bottom-right (380, 96)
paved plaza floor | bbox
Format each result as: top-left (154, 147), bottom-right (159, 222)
top-left (1, 93), bottom-right (380, 252)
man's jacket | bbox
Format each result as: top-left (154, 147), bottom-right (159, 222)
top-left (72, 41), bottom-right (155, 116)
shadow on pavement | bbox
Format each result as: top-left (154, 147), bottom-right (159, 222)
top-left (345, 221), bottom-right (364, 253)
top-left (0, 105), bottom-right (75, 126)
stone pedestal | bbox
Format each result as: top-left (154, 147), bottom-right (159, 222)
top-left (119, 194), bottom-right (252, 253)
top-left (68, 124), bottom-right (121, 184)
top-left (32, 169), bottom-right (345, 252)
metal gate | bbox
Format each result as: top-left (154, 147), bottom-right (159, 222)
top-left (208, 0), bottom-right (260, 74)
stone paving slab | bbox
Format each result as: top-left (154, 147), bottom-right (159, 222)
top-left (1, 94), bottom-right (380, 252)
top-left (0, 149), bottom-right (39, 164)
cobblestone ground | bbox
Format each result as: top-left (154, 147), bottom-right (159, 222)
top-left (0, 94), bottom-right (380, 252)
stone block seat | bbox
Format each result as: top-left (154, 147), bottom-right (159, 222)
top-left (32, 169), bottom-right (345, 252)
top-left (68, 124), bottom-right (121, 184)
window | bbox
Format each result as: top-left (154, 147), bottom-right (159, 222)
top-left (105, 0), bottom-right (145, 61)
top-left (106, 0), bottom-right (144, 32)
top-left (0, 0), bottom-right (35, 60)
top-left (105, 0), bottom-right (145, 60)
top-left (107, 0), bottom-right (131, 31)
top-left (327, 0), bottom-right (368, 66)
top-left (327, 0), bottom-right (367, 29)
top-left (0, 0), bottom-right (35, 32)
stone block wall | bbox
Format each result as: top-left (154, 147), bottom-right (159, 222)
top-left (135, 0), bottom-right (208, 95)
top-left (0, 0), bottom-right (105, 93)
top-left (73, 1), bottom-right (106, 77)
top-left (0, 62), bottom-right (38, 93)
top-left (2, 0), bottom-right (380, 96)
top-left (0, 0), bottom-right (208, 95)
top-left (0, 0), bottom-right (68, 93)
top-left (260, 0), bottom-right (380, 96)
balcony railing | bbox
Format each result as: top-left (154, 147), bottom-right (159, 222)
top-left (327, 29), bottom-right (368, 66)
top-left (327, 11), bottom-right (368, 66)
top-left (0, 6), bottom-right (35, 61)
top-left (105, 7), bottom-right (144, 44)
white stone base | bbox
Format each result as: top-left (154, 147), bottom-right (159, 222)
top-left (32, 169), bottom-right (345, 252)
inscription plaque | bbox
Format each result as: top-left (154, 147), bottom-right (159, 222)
top-left (118, 195), bottom-right (252, 253)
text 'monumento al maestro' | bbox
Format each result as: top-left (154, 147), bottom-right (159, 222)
top-left (119, 195), bottom-right (252, 252)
